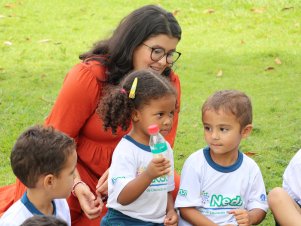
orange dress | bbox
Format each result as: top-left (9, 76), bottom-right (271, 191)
top-left (0, 60), bottom-right (181, 225)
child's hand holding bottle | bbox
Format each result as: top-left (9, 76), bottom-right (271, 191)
top-left (145, 157), bottom-right (171, 179)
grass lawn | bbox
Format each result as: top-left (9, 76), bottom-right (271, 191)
top-left (1, 0), bottom-right (301, 225)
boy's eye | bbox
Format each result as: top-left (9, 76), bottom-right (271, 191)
top-left (220, 128), bottom-right (229, 132)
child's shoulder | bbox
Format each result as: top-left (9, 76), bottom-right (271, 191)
top-left (115, 136), bottom-right (136, 150)
top-left (52, 199), bottom-right (70, 225)
top-left (289, 149), bottom-right (301, 164)
top-left (241, 152), bottom-right (262, 170)
top-left (184, 148), bottom-right (206, 164)
top-left (53, 198), bottom-right (69, 209)
top-left (0, 200), bottom-right (29, 226)
top-left (114, 135), bottom-right (149, 157)
top-left (285, 149), bottom-right (301, 170)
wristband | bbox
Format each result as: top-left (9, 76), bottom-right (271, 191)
top-left (71, 181), bottom-right (87, 197)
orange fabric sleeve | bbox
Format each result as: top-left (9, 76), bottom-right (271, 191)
top-left (45, 62), bottom-right (105, 138)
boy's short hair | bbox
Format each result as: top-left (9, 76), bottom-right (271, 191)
top-left (202, 90), bottom-right (252, 128)
top-left (20, 215), bottom-right (67, 226)
top-left (10, 125), bottom-right (76, 188)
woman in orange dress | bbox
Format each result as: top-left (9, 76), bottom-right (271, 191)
top-left (0, 5), bottom-right (182, 226)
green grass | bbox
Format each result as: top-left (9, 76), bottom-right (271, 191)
top-left (1, 0), bottom-right (301, 225)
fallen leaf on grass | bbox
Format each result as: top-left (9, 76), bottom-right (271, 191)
top-left (250, 8), bottom-right (265, 14)
top-left (40, 96), bottom-right (54, 104)
top-left (240, 40), bottom-right (245, 44)
top-left (38, 39), bottom-right (51, 43)
top-left (274, 57), bottom-right (282, 65)
top-left (203, 8), bottom-right (215, 14)
top-left (265, 66), bottom-right (274, 71)
top-left (4, 3), bottom-right (15, 8)
top-left (244, 151), bottom-right (256, 157)
top-left (4, 41), bottom-right (12, 46)
top-left (281, 6), bottom-right (294, 11)
top-left (216, 69), bottom-right (223, 77)
top-left (178, 153), bottom-right (185, 159)
top-left (173, 9), bottom-right (180, 16)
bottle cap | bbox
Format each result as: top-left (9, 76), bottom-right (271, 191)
top-left (148, 124), bottom-right (159, 135)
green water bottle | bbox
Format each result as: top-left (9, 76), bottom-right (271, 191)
top-left (148, 124), bottom-right (168, 158)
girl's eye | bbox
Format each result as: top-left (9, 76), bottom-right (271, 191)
top-left (220, 128), bottom-right (229, 132)
top-left (204, 126), bottom-right (211, 131)
top-left (157, 113), bottom-right (164, 117)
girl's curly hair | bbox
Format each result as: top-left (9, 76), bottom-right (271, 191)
top-left (97, 70), bottom-right (177, 134)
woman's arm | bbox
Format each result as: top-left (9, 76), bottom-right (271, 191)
top-left (96, 168), bottom-right (109, 199)
top-left (72, 169), bottom-right (103, 219)
top-left (45, 62), bottom-right (102, 137)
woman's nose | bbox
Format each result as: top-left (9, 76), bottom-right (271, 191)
top-left (157, 55), bottom-right (168, 65)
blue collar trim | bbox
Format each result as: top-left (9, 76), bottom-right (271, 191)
top-left (203, 146), bottom-right (243, 173)
top-left (21, 191), bottom-right (56, 215)
top-left (124, 135), bottom-right (151, 152)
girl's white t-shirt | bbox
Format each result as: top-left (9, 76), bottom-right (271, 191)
top-left (106, 135), bottom-right (175, 223)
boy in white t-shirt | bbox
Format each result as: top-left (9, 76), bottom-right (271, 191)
top-left (268, 149), bottom-right (301, 226)
top-left (175, 90), bottom-right (268, 226)
top-left (0, 125), bottom-right (77, 226)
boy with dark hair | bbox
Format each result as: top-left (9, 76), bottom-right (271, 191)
top-left (0, 125), bottom-right (76, 226)
top-left (175, 90), bottom-right (268, 225)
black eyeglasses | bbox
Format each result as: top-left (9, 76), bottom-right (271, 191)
top-left (142, 43), bottom-right (181, 64)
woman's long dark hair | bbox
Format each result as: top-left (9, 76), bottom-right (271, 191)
top-left (80, 5), bottom-right (181, 85)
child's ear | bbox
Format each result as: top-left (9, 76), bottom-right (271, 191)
top-left (241, 124), bottom-right (253, 138)
top-left (44, 174), bottom-right (55, 188)
top-left (131, 109), bottom-right (140, 122)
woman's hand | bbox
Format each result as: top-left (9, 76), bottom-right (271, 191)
top-left (96, 168), bottom-right (109, 201)
top-left (75, 182), bottom-right (103, 219)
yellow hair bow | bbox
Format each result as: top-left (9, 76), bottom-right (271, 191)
top-left (129, 77), bottom-right (138, 99)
